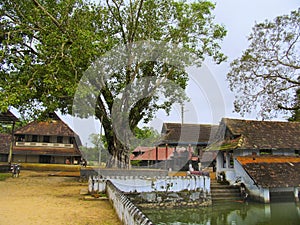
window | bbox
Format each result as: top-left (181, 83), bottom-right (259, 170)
top-left (16, 135), bottom-right (25, 142)
top-left (57, 136), bottom-right (63, 143)
top-left (43, 136), bottom-right (50, 143)
top-left (32, 135), bottom-right (38, 142)
top-left (295, 150), bottom-right (300, 156)
top-left (69, 137), bottom-right (74, 144)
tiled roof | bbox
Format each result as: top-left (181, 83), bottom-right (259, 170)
top-left (132, 146), bottom-right (154, 153)
top-left (0, 133), bottom-right (11, 154)
top-left (15, 113), bottom-right (79, 139)
top-left (130, 147), bottom-right (174, 161)
top-left (130, 146), bottom-right (189, 161)
top-left (237, 155), bottom-right (300, 188)
top-left (207, 118), bottom-right (300, 151)
top-left (160, 123), bottom-right (218, 145)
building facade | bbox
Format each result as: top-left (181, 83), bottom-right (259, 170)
top-left (11, 113), bottom-right (82, 164)
top-left (206, 118), bottom-right (300, 203)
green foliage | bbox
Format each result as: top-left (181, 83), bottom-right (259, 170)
top-left (0, 120), bottom-right (27, 134)
top-left (79, 133), bottom-right (110, 163)
top-left (288, 89), bottom-right (300, 121)
top-left (0, 0), bottom-right (106, 117)
top-left (80, 145), bottom-right (111, 164)
top-left (227, 8), bottom-right (300, 119)
top-left (0, 173), bottom-right (11, 181)
top-left (132, 126), bottom-right (160, 149)
top-left (130, 160), bottom-right (142, 167)
top-left (1, 0), bottom-right (226, 167)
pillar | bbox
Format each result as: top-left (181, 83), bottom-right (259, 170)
top-left (261, 188), bottom-right (270, 203)
top-left (294, 187), bottom-right (299, 202)
top-left (225, 151), bottom-right (231, 169)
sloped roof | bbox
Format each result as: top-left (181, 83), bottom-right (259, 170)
top-left (132, 146), bottom-right (154, 153)
top-left (207, 118), bottom-right (300, 151)
top-left (0, 110), bottom-right (19, 123)
top-left (159, 123), bottom-right (218, 146)
top-left (0, 133), bottom-right (11, 154)
top-left (130, 146), bottom-right (189, 161)
top-left (15, 113), bottom-right (79, 138)
top-left (237, 155), bottom-right (300, 188)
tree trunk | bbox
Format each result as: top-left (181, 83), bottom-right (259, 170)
top-left (106, 135), bottom-right (131, 169)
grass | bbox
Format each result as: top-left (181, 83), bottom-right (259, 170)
top-left (0, 173), bottom-right (11, 181)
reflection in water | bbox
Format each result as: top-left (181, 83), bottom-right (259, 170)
top-left (143, 202), bottom-right (300, 225)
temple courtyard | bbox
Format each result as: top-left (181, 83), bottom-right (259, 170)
top-left (0, 170), bottom-right (120, 225)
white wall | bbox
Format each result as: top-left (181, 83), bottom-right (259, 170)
top-left (106, 181), bottom-right (154, 225)
top-left (89, 176), bottom-right (210, 194)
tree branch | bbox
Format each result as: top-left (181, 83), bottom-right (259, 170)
top-left (31, 0), bottom-right (65, 33)
top-left (106, 0), bottom-right (127, 44)
top-left (129, 0), bottom-right (144, 43)
top-left (253, 70), bottom-right (300, 86)
top-left (278, 103), bottom-right (300, 111)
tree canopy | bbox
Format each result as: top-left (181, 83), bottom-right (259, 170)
top-left (1, 0), bottom-right (226, 168)
top-left (227, 8), bottom-right (300, 120)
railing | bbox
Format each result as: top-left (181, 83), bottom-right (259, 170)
top-left (15, 142), bottom-right (73, 148)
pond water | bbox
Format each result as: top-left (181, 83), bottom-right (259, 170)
top-left (143, 202), bottom-right (300, 225)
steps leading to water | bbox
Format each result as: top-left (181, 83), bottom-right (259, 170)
top-left (210, 180), bottom-right (242, 203)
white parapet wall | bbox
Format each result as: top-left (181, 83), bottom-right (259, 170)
top-left (91, 176), bottom-right (211, 224)
top-left (89, 175), bottom-right (210, 194)
top-left (106, 180), bottom-right (154, 225)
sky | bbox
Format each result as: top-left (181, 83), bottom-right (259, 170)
top-left (61, 0), bottom-right (300, 146)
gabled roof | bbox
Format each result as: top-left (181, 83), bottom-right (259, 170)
top-left (159, 122), bottom-right (218, 146)
top-left (206, 118), bottom-right (300, 151)
top-left (237, 155), bottom-right (300, 188)
top-left (15, 113), bottom-right (79, 137)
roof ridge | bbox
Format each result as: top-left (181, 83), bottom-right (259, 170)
top-left (223, 117), bottom-right (300, 124)
top-left (164, 122), bottom-right (219, 126)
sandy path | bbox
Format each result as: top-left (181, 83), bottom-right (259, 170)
top-left (0, 171), bottom-right (121, 225)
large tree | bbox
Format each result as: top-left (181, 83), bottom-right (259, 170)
top-left (1, 0), bottom-right (226, 168)
top-left (227, 8), bottom-right (300, 120)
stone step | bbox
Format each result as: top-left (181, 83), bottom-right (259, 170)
top-left (211, 190), bottom-right (240, 195)
top-left (212, 197), bottom-right (244, 203)
top-left (211, 185), bottom-right (240, 190)
top-left (211, 192), bottom-right (241, 197)
top-left (210, 187), bottom-right (240, 192)
top-left (210, 182), bottom-right (242, 203)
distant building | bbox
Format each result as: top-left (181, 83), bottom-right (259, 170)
top-left (159, 122), bottom-right (218, 170)
top-left (130, 122), bottom-right (218, 171)
top-left (0, 110), bottom-right (19, 162)
top-left (206, 118), bottom-right (300, 203)
top-left (130, 146), bottom-right (187, 169)
top-left (10, 113), bottom-right (82, 164)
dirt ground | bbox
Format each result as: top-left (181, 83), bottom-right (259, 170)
top-left (0, 170), bottom-right (121, 225)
